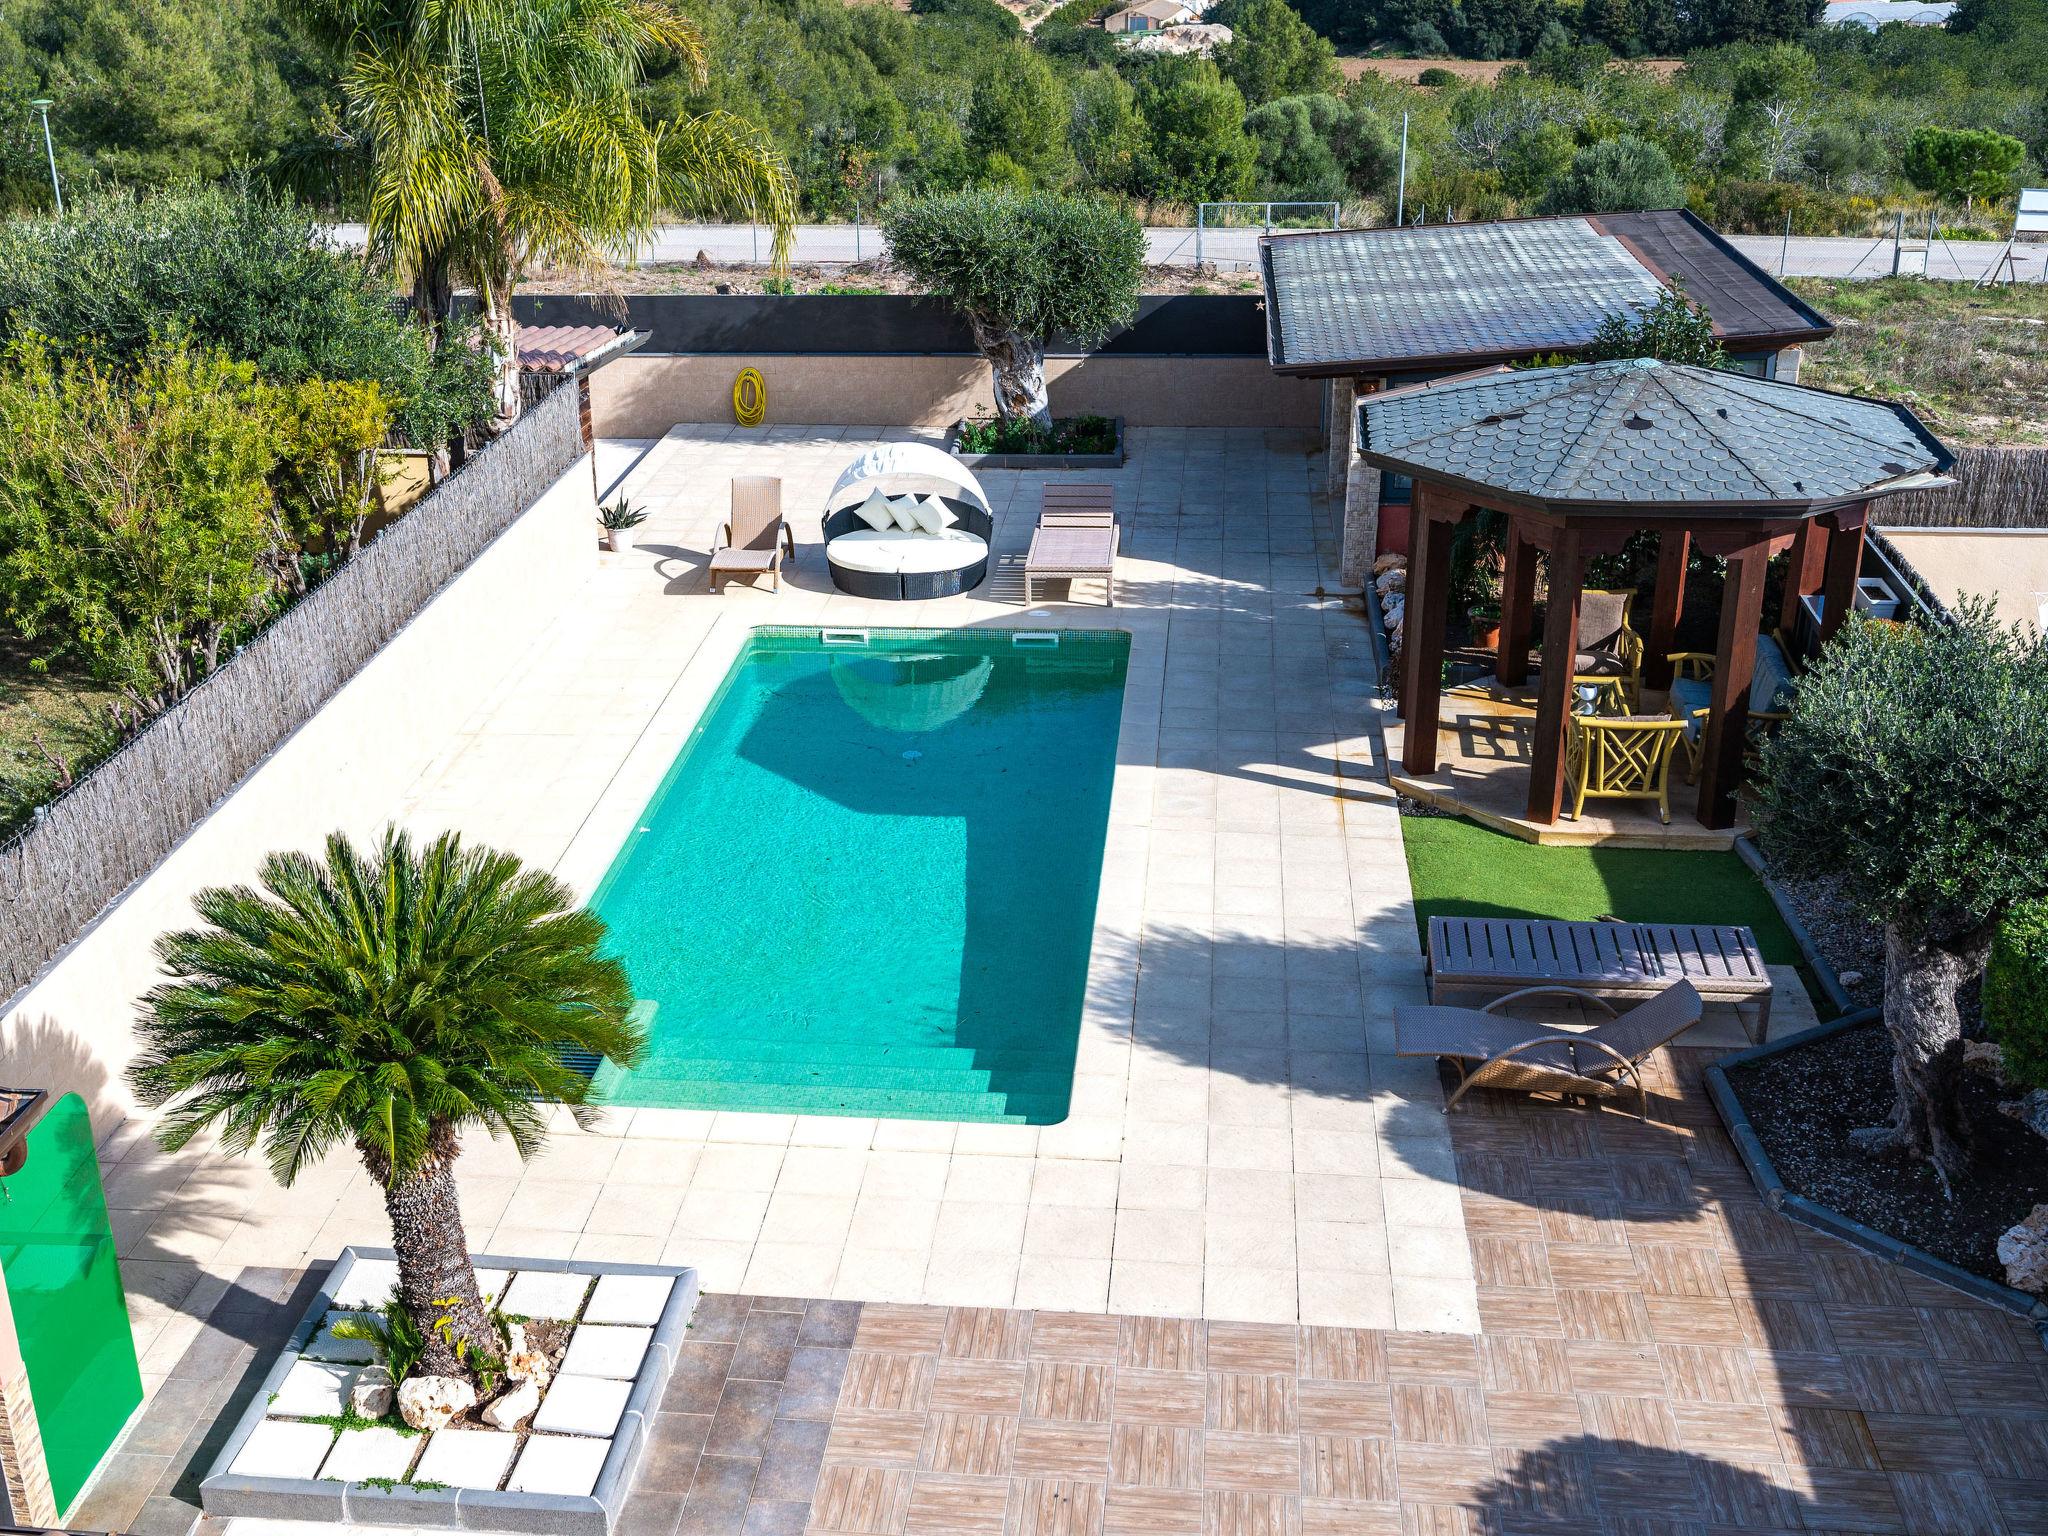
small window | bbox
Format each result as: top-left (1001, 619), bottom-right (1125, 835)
top-left (1380, 471), bottom-right (1414, 506)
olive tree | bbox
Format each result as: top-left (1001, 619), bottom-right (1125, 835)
top-left (883, 190), bottom-right (1142, 429)
top-left (1750, 604), bottom-right (2048, 1188)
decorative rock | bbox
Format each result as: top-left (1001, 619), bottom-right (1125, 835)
top-left (2000, 1087), bottom-right (2048, 1141)
top-left (351, 1368), bottom-right (394, 1419)
top-left (481, 1376), bottom-right (542, 1431)
top-left (1837, 969), bottom-right (1865, 990)
top-left (397, 1374), bottom-right (477, 1432)
top-left (506, 1350), bottom-right (552, 1390)
top-left (1997, 1203), bottom-right (2048, 1296)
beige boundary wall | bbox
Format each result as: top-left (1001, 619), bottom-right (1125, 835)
top-left (0, 457), bottom-right (598, 1139)
top-left (589, 353), bottom-right (1323, 436)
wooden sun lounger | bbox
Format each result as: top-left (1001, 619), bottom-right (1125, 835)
top-left (1025, 522), bottom-right (1119, 606)
top-left (1425, 915), bottom-right (1773, 1043)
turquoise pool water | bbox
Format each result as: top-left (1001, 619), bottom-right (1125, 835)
top-left (591, 627), bottom-right (1129, 1123)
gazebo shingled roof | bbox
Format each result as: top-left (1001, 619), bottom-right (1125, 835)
top-left (1360, 359), bottom-right (1952, 511)
top-left (1365, 359), bottom-right (1954, 833)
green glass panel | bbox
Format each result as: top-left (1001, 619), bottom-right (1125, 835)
top-left (0, 1093), bottom-right (143, 1515)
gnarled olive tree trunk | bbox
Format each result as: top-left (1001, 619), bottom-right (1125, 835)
top-left (1852, 917), bottom-right (1998, 1191)
top-left (361, 1124), bottom-right (498, 1379)
top-left (966, 314), bottom-right (1052, 431)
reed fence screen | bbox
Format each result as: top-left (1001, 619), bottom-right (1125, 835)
top-left (1877, 446), bottom-right (2048, 529)
top-left (0, 385), bottom-right (584, 1003)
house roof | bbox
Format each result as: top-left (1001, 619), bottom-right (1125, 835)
top-left (1112, 0), bottom-right (1193, 18)
top-left (1357, 358), bottom-right (1953, 514)
top-left (516, 323), bottom-right (648, 374)
top-left (1260, 210), bottom-right (1833, 378)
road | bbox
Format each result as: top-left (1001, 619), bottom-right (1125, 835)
top-left (324, 221), bottom-right (2041, 281)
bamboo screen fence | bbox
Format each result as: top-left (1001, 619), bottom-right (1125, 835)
top-left (1877, 446), bottom-right (2048, 529)
top-left (0, 385), bottom-right (584, 1002)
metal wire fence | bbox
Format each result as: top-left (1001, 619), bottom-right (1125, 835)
top-left (0, 384), bottom-right (584, 1002)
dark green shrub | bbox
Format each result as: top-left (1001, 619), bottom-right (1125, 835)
top-left (1416, 66), bottom-right (1460, 86)
top-left (1986, 900), bottom-right (2048, 1091)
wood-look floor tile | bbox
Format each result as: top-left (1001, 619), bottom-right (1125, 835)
top-left (1731, 1297), bottom-right (1834, 1354)
top-left (934, 1359), bottom-right (1030, 1414)
top-left (827, 1411), bottom-right (929, 1467)
top-left (1108, 1424), bottom-right (1202, 1490)
top-left (1112, 1371), bottom-right (1207, 1426)
top-left (1388, 1385), bottom-right (1485, 1447)
top-left (1299, 1328), bottom-right (1385, 1384)
top-left (1939, 1359), bottom-right (2048, 1416)
top-left (1299, 1434), bottom-right (1394, 1501)
top-left (1102, 1487), bottom-right (1204, 1536)
top-left (1473, 1289), bottom-right (1562, 1338)
top-left (1789, 1465), bottom-right (1907, 1533)
top-left (1033, 1313), bottom-right (1121, 1364)
top-left (1389, 1444), bottom-right (1495, 1505)
top-left (1886, 1470), bottom-right (2004, 1536)
top-left (1967, 1414), bottom-right (2048, 1480)
top-left (1295, 1381), bottom-right (1392, 1439)
top-left (1561, 1341), bottom-right (1662, 1397)
top-left (1823, 1305), bottom-right (1929, 1356)
top-left (1204, 1323), bottom-right (1298, 1375)
top-left (1804, 1249), bottom-right (1908, 1308)
top-left (1027, 1363), bottom-right (1115, 1424)
top-left (842, 1352), bottom-right (938, 1412)
top-left (1477, 1392), bottom-right (1582, 1448)
top-left (1478, 1336), bottom-right (1569, 1395)
top-left (1691, 1453), bottom-right (1803, 1529)
top-left (853, 1305), bottom-right (948, 1355)
top-left (807, 1464), bottom-right (916, 1534)
top-left (1555, 1288), bottom-right (1653, 1343)
top-left (1544, 1247), bottom-right (1642, 1292)
top-left (1007, 1477), bottom-right (1107, 1536)
top-left (1207, 1374), bottom-right (1297, 1434)
top-left (920, 1412), bottom-right (1017, 1477)
top-left (1657, 1343), bottom-right (1762, 1405)
top-left (1013, 1423), bottom-right (1113, 1480)
top-left (1468, 1236), bottom-right (1549, 1291)
top-left (1537, 1199), bottom-right (1625, 1248)
top-left (1750, 1349), bottom-right (1856, 1408)
top-left (1863, 1412), bottom-right (1980, 1476)
top-left (905, 1472), bottom-right (1008, 1535)
top-left (1918, 1307), bottom-right (2030, 1365)
top-left (1846, 1354), bottom-right (1953, 1416)
top-left (1394, 1499), bottom-right (1479, 1535)
top-left (1667, 1401), bottom-right (1780, 1461)
top-left (1381, 1334), bottom-right (1479, 1386)
top-left (1299, 1498), bottom-right (1399, 1536)
top-left (1576, 1393), bottom-right (1681, 1450)
top-left (946, 1307), bottom-right (1033, 1362)
top-left (1202, 1489), bottom-right (1299, 1536)
top-left (1121, 1317), bottom-right (1203, 1372)
top-left (1201, 1432), bottom-right (1300, 1494)
top-left (1643, 1295), bottom-right (1747, 1345)
top-left (1770, 1406), bottom-right (1881, 1471)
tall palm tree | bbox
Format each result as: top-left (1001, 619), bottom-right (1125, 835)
top-left (129, 827), bottom-right (643, 1382)
top-left (296, 0), bottom-right (798, 427)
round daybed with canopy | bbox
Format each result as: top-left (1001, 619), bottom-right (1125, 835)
top-left (822, 443), bottom-right (994, 600)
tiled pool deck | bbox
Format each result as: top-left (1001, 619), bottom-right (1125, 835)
top-left (103, 425), bottom-right (1502, 1367)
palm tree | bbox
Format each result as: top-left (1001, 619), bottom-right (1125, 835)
top-left (295, 0), bottom-right (798, 428)
top-left (129, 827), bottom-right (644, 1383)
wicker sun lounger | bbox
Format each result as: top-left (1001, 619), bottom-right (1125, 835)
top-left (1025, 521), bottom-right (1119, 606)
top-left (1426, 915), bottom-right (1774, 1042)
top-left (710, 475), bottom-right (795, 593)
top-left (1395, 979), bottom-right (1704, 1117)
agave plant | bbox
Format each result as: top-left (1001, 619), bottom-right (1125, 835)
top-left (130, 827), bottom-right (644, 1382)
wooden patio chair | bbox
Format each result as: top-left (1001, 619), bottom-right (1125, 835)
top-left (1666, 632), bottom-right (1797, 782)
top-left (710, 475), bottom-right (796, 593)
top-left (1394, 979), bottom-right (1704, 1118)
top-left (1563, 714), bottom-right (1687, 824)
top-left (1571, 589), bottom-right (1644, 710)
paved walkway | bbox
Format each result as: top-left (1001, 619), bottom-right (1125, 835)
top-left (85, 1051), bottom-right (2047, 1536)
top-left (105, 428), bottom-right (1483, 1419)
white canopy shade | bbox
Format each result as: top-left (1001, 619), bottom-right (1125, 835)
top-left (826, 442), bottom-right (991, 519)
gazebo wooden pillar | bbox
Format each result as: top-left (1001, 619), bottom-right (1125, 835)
top-left (1526, 527), bottom-right (1585, 824)
top-left (1820, 502), bottom-right (1869, 642)
top-left (1779, 517), bottom-right (1829, 635)
top-left (1495, 527), bottom-right (1539, 689)
top-left (1399, 483), bottom-right (1471, 774)
top-left (1696, 536), bottom-right (1775, 829)
top-left (1641, 532), bottom-right (1689, 691)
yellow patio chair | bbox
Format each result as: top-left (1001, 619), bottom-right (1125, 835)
top-left (1564, 714), bottom-right (1687, 824)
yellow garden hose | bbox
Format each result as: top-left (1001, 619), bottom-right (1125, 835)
top-left (733, 367), bottom-right (766, 428)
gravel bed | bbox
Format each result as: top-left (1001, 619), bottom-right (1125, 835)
top-left (1766, 866), bottom-right (1885, 1010)
top-left (1725, 1021), bottom-right (2047, 1284)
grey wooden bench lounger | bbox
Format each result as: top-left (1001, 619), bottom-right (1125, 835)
top-left (1425, 916), bottom-right (1774, 1043)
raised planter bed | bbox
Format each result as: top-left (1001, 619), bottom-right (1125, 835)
top-left (200, 1246), bottom-right (698, 1533)
top-left (1706, 1015), bottom-right (2048, 1347)
top-left (947, 415), bottom-right (1125, 470)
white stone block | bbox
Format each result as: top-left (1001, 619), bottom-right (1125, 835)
top-left (531, 1374), bottom-right (630, 1438)
top-left (581, 1273), bottom-right (673, 1327)
top-left (559, 1324), bottom-right (652, 1381)
top-left (230, 1419), bottom-right (336, 1479)
top-left (500, 1270), bottom-right (591, 1320)
top-left (318, 1426), bottom-right (417, 1484)
top-left (507, 1434), bottom-right (611, 1497)
top-left (268, 1359), bottom-right (357, 1419)
top-left (302, 1312), bottom-right (380, 1365)
top-left (329, 1258), bottom-right (400, 1311)
top-left (474, 1267), bottom-right (512, 1303)
top-left (412, 1427), bottom-right (520, 1491)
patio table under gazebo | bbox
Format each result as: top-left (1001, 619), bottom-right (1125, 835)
top-left (1366, 359), bottom-right (1953, 832)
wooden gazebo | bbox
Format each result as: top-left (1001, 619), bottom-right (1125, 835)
top-left (1364, 360), bottom-right (1953, 830)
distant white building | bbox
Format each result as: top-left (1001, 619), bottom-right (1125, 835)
top-left (1823, 0), bottom-right (1955, 27)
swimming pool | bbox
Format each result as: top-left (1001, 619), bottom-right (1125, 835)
top-left (590, 627), bottom-right (1130, 1124)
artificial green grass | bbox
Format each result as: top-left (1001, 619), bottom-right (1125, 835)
top-left (1400, 813), bottom-right (1800, 967)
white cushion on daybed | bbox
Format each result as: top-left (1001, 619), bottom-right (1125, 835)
top-left (886, 494), bottom-right (926, 532)
top-left (853, 489), bottom-right (898, 532)
top-left (827, 526), bottom-right (986, 575)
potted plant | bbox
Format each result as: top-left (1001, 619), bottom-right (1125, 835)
top-left (598, 496), bottom-right (649, 553)
top-left (1468, 601), bottom-right (1503, 651)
